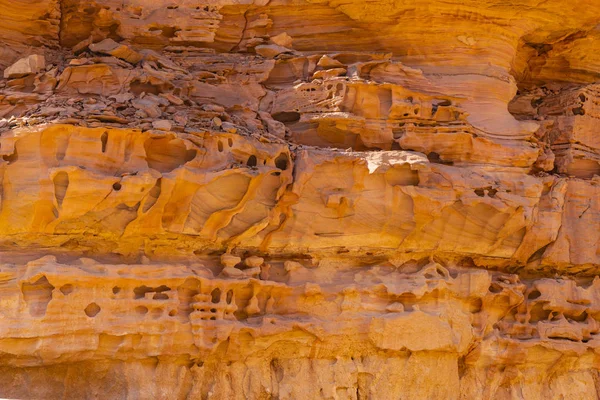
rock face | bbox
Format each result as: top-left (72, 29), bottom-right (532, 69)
top-left (1, 1), bottom-right (600, 399)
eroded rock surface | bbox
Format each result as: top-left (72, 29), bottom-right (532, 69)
top-left (1, 1), bottom-right (600, 399)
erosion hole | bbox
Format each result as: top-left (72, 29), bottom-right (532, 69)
top-left (159, 26), bottom-right (177, 38)
top-left (488, 283), bottom-right (502, 293)
top-left (112, 182), bottom-right (122, 191)
top-left (428, 152), bottom-right (442, 163)
top-left (185, 149), bottom-right (197, 162)
top-left (527, 243), bottom-right (551, 263)
top-left (2, 148), bottom-right (18, 164)
top-left (60, 284), bottom-right (74, 295)
top-left (528, 302), bottom-right (551, 323)
top-left (142, 179), bottom-right (162, 213)
top-left (275, 153), bottom-right (289, 170)
top-left (469, 298), bottom-right (483, 313)
top-left (247, 155), bottom-right (257, 167)
top-left (112, 286), bottom-right (121, 294)
top-left (211, 288), bottom-right (222, 303)
top-left (101, 132), bottom-right (108, 153)
top-left (136, 306), bottom-right (149, 315)
top-left (570, 311), bottom-right (589, 322)
top-left (53, 171), bottom-right (69, 209)
top-left (144, 137), bottom-right (189, 173)
top-left (84, 302), bottom-right (101, 317)
top-left (528, 290), bottom-right (542, 300)
top-left (530, 98), bottom-right (543, 108)
top-left (272, 112), bottom-right (300, 123)
top-left (22, 276), bottom-right (54, 317)
top-left (134, 285), bottom-right (171, 299)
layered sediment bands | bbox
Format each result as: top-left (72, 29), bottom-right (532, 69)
top-left (1, 0), bottom-right (600, 399)
top-left (2, 123), bottom-right (597, 271)
top-left (2, 256), bottom-right (600, 399)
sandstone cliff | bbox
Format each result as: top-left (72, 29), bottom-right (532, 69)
top-left (1, 1), bottom-right (600, 399)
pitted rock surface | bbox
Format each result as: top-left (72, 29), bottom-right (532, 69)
top-left (1, 1), bottom-right (600, 399)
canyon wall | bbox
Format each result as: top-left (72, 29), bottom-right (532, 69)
top-left (1, 0), bottom-right (600, 398)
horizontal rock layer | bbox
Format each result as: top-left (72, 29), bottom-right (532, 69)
top-left (2, 256), bottom-right (600, 399)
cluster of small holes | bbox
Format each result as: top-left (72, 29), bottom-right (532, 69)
top-left (217, 138), bottom-right (234, 153)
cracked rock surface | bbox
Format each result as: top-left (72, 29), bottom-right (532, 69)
top-left (1, 1), bottom-right (600, 399)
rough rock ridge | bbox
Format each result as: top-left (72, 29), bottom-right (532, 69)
top-left (1, 1), bottom-right (600, 399)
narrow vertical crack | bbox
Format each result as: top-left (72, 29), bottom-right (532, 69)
top-left (58, 0), bottom-right (65, 47)
top-left (231, 9), bottom-right (250, 52)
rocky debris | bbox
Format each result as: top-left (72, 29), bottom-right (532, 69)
top-left (220, 266), bottom-right (245, 278)
top-left (317, 55), bottom-right (344, 68)
top-left (312, 67), bottom-right (346, 79)
top-left (245, 256), bottom-right (264, 267)
top-left (89, 39), bottom-right (143, 64)
top-left (3, 55), bottom-right (45, 79)
top-left (159, 92), bottom-right (184, 105)
top-left (221, 121), bottom-right (237, 133)
top-left (270, 32), bottom-right (294, 48)
top-left (131, 96), bottom-right (163, 119)
top-left (220, 254), bottom-right (242, 268)
top-left (151, 119), bottom-right (172, 131)
top-left (255, 44), bottom-right (295, 59)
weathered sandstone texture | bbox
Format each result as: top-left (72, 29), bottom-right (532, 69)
top-left (1, 0), bottom-right (600, 399)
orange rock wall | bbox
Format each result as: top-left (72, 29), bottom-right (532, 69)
top-left (1, 1), bottom-right (600, 399)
